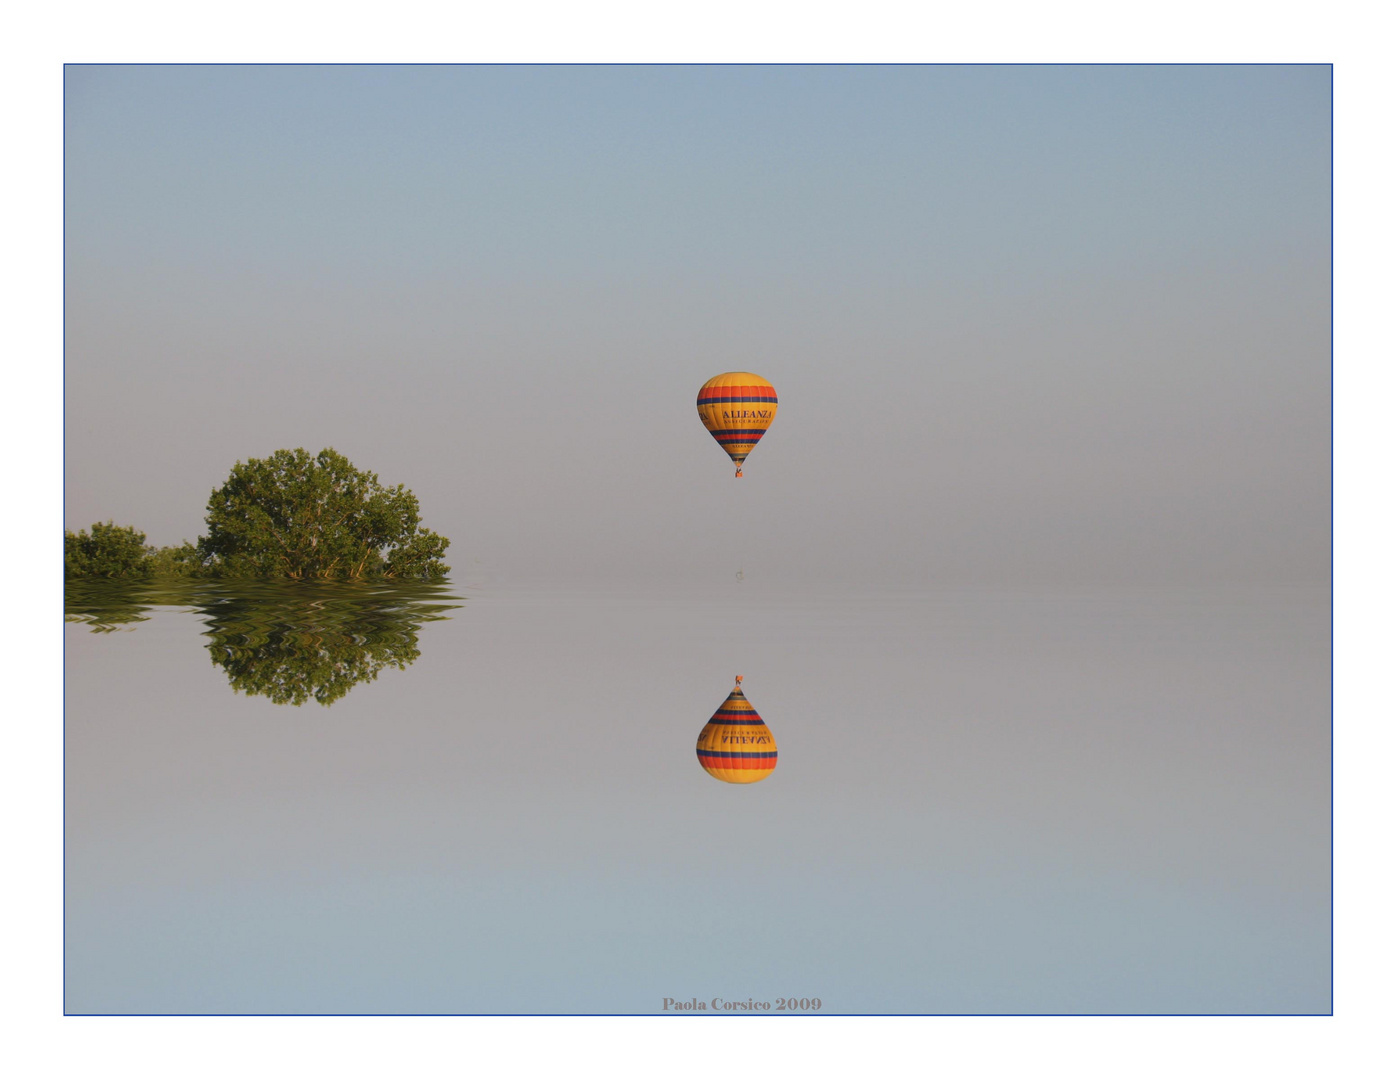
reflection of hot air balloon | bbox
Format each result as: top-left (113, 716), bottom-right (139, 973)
top-left (696, 675), bottom-right (778, 784)
top-left (697, 372), bottom-right (778, 478)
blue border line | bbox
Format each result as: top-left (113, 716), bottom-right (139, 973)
top-left (1328, 60), bottom-right (1335, 1017)
top-left (64, 1012), bottom-right (1332, 1017)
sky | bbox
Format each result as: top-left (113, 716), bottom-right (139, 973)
top-left (64, 64), bottom-right (1331, 586)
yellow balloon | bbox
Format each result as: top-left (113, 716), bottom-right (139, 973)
top-left (696, 676), bottom-right (778, 784)
top-left (697, 372), bottom-right (778, 478)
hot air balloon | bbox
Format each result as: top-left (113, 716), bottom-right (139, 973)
top-left (697, 372), bottom-right (778, 478)
top-left (696, 676), bottom-right (778, 784)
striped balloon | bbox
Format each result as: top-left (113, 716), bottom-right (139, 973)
top-left (696, 676), bottom-right (778, 784)
top-left (696, 372), bottom-right (778, 477)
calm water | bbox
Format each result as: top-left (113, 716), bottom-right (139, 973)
top-left (64, 577), bottom-right (1330, 1014)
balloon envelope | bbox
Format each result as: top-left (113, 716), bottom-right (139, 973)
top-left (696, 678), bottom-right (778, 784)
top-left (696, 372), bottom-right (778, 477)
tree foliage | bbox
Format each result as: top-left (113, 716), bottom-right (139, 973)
top-left (148, 541), bottom-right (205, 577)
top-left (64, 522), bottom-right (155, 579)
top-left (197, 448), bottom-right (450, 580)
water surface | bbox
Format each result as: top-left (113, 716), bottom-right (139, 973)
top-left (64, 577), bottom-right (1330, 1013)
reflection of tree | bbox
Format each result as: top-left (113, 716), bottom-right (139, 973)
top-left (202, 586), bottom-right (452, 706)
top-left (65, 582), bottom-right (153, 632)
top-left (65, 579), bottom-right (459, 705)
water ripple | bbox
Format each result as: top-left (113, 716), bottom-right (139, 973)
top-left (66, 579), bottom-right (461, 706)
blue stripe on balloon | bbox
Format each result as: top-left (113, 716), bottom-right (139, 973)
top-left (696, 749), bottom-right (778, 759)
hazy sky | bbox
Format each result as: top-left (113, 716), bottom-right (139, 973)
top-left (64, 65), bottom-right (1331, 586)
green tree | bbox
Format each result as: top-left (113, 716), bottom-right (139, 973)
top-left (64, 522), bottom-right (155, 579)
top-left (197, 448), bottom-right (450, 580)
top-left (148, 540), bottom-right (206, 577)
